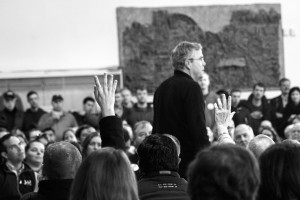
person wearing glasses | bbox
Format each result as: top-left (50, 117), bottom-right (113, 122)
top-left (153, 41), bottom-right (209, 178)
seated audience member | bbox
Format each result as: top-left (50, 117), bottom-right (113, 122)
top-left (258, 126), bottom-right (280, 143)
top-left (234, 124), bottom-right (254, 147)
top-left (282, 87), bottom-right (300, 127)
top-left (123, 85), bottom-right (154, 128)
top-left (22, 142), bottom-right (81, 200)
top-left (23, 91), bottom-right (46, 134)
top-left (284, 123), bottom-right (294, 139)
top-left (72, 97), bottom-right (100, 129)
top-left (0, 134), bottom-right (36, 199)
top-left (42, 128), bottom-right (56, 143)
top-left (35, 134), bottom-right (49, 147)
top-left (129, 121), bottom-right (153, 165)
top-left (230, 89), bottom-right (242, 112)
top-left (28, 129), bottom-right (43, 141)
top-left (62, 128), bottom-right (78, 143)
top-left (137, 134), bottom-right (189, 200)
top-left (70, 148), bottom-right (138, 200)
top-left (0, 90), bottom-right (24, 111)
top-left (81, 132), bottom-right (101, 159)
top-left (248, 135), bottom-right (275, 158)
top-left (122, 87), bottom-right (134, 109)
top-left (75, 124), bottom-right (96, 144)
top-left (289, 122), bottom-right (300, 142)
top-left (258, 142), bottom-right (300, 200)
top-left (25, 140), bottom-right (45, 191)
top-left (0, 90), bottom-right (24, 133)
top-left (38, 94), bottom-right (77, 141)
top-left (188, 144), bottom-right (260, 200)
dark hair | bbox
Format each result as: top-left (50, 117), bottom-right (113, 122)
top-left (230, 89), bottom-right (241, 94)
top-left (83, 97), bottom-right (95, 105)
top-left (81, 132), bottom-right (100, 159)
top-left (136, 85), bottom-right (148, 92)
top-left (279, 77), bottom-right (290, 86)
top-left (258, 126), bottom-right (281, 143)
top-left (75, 124), bottom-right (92, 140)
top-left (0, 134), bottom-right (14, 154)
top-left (43, 141), bottom-right (82, 180)
top-left (188, 144), bottom-right (260, 200)
top-left (287, 87), bottom-right (300, 106)
top-left (42, 127), bottom-right (55, 134)
top-left (258, 142), bottom-right (300, 200)
top-left (216, 89), bottom-right (229, 99)
top-left (25, 140), bottom-right (44, 153)
top-left (27, 90), bottom-right (38, 99)
top-left (70, 147), bottom-right (138, 200)
top-left (137, 134), bottom-right (179, 174)
top-left (62, 128), bottom-right (75, 141)
top-left (253, 82), bottom-right (265, 91)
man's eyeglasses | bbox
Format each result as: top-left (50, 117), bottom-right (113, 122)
top-left (188, 58), bottom-right (205, 62)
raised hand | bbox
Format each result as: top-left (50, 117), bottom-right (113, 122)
top-left (94, 74), bottom-right (118, 117)
top-left (214, 94), bottom-right (235, 127)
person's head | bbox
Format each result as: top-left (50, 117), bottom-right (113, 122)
top-left (248, 135), bottom-right (275, 159)
top-left (290, 122), bottom-right (300, 142)
top-left (28, 129), bottom-right (43, 141)
top-left (234, 124), bottom-right (254, 148)
top-left (27, 91), bottom-right (40, 109)
top-left (36, 134), bottom-right (49, 147)
top-left (115, 88), bottom-right (123, 106)
top-left (136, 85), bottom-right (148, 105)
top-left (0, 127), bottom-right (9, 139)
top-left (288, 87), bottom-right (300, 106)
top-left (25, 140), bottom-right (45, 167)
top-left (279, 78), bottom-right (291, 95)
top-left (15, 131), bottom-right (28, 146)
top-left (75, 125), bottom-right (96, 143)
top-left (121, 87), bottom-right (133, 105)
top-left (284, 124), bottom-right (294, 139)
top-left (63, 128), bottom-right (77, 143)
top-left (51, 94), bottom-right (64, 112)
top-left (133, 121), bottom-right (152, 147)
top-left (216, 89), bottom-right (229, 99)
top-left (81, 132), bottom-right (102, 159)
top-left (259, 142), bottom-right (300, 200)
top-left (258, 120), bottom-right (272, 132)
top-left (252, 83), bottom-right (265, 100)
top-left (171, 41), bottom-right (205, 80)
top-left (114, 103), bottom-right (124, 118)
top-left (82, 97), bottom-right (95, 114)
top-left (188, 144), bottom-right (260, 200)
top-left (2, 90), bottom-right (17, 111)
top-left (42, 128), bottom-right (56, 142)
top-left (198, 72), bottom-right (210, 92)
top-left (230, 89), bottom-right (241, 107)
top-left (70, 147), bottom-right (138, 200)
top-left (43, 141), bottom-right (82, 180)
top-left (259, 126), bottom-right (280, 143)
top-left (137, 135), bottom-right (179, 175)
top-left (0, 134), bottom-right (25, 164)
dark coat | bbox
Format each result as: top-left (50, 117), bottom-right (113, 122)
top-left (21, 179), bottom-right (73, 200)
top-left (153, 70), bottom-right (209, 178)
top-left (270, 95), bottom-right (286, 138)
top-left (0, 108), bottom-right (24, 132)
top-left (23, 108), bottom-right (46, 133)
top-left (138, 171), bottom-right (189, 200)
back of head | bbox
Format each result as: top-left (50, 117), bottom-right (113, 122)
top-left (188, 144), bottom-right (260, 200)
top-left (43, 141), bottom-right (82, 180)
top-left (137, 134), bottom-right (179, 174)
top-left (248, 135), bottom-right (275, 158)
top-left (259, 142), bottom-right (300, 200)
top-left (70, 147), bottom-right (138, 200)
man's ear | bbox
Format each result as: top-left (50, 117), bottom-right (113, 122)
top-left (185, 60), bottom-right (191, 70)
top-left (1, 152), bottom-right (8, 159)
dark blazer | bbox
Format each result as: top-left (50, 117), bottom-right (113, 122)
top-left (153, 70), bottom-right (209, 178)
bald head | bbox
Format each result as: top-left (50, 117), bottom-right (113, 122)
top-left (234, 124), bottom-right (254, 148)
top-left (248, 135), bottom-right (275, 158)
top-left (290, 123), bottom-right (300, 142)
top-left (43, 141), bottom-right (82, 180)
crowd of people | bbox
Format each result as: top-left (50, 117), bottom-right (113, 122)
top-left (1, 41), bottom-right (300, 200)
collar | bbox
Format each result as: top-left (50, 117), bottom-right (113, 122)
top-left (174, 70), bottom-right (193, 80)
top-left (6, 161), bottom-right (25, 176)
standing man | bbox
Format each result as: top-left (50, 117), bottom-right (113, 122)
top-left (270, 78), bottom-right (291, 138)
top-left (23, 91), bottom-right (46, 134)
top-left (38, 95), bottom-right (77, 141)
top-left (153, 41), bottom-right (209, 178)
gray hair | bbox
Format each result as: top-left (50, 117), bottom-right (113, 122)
top-left (171, 41), bottom-right (202, 70)
top-left (248, 135), bottom-right (274, 158)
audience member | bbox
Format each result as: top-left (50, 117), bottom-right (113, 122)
top-left (153, 41), bottom-right (209, 178)
top-left (81, 132), bottom-right (101, 159)
top-left (235, 83), bottom-right (272, 135)
top-left (75, 124), bottom-right (96, 144)
top-left (122, 87), bottom-right (134, 109)
top-left (38, 94), bottom-right (77, 141)
top-left (258, 142), bottom-right (300, 200)
top-left (216, 88), bottom-right (229, 99)
top-left (137, 134), bottom-right (189, 200)
top-left (0, 134), bottom-right (36, 199)
top-left (23, 91), bottom-right (46, 134)
top-left (284, 123), bottom-right (294, 139)
top-left (0, 90), bottom-right (24, 133)
top-left (28, 129), bottom-right (43, 141)
top-left (0, 91), bottom-right (24, 112)
top-left (283, 87), bottom-right (300, 128)
top-left (62, 128), bottom-right (77, 143)
top-left (42, 128), bottom-right (56, 143)
top-left (124, 85), bottom-right (153, 127)
top-left (21, 141), bottom-right (82, 200)
top-left (70, 147), bottom-right (138, 200)
top-left (188, 144), bottom-right (260, 200)
top-left (234, 124), bottom-right (254, 147)
top-left (35, 134), bottom-right (49, 147)
top-left (258, 126), bottom-right (280, 143)
top-left (230, 89), bottom-right (242, 112)
top-left (289, 122), bottom-right (300, 142)
top-left (198, 72), bottom-right (218, 131)
top-left (248, 135), bottom-right (275, 159)
top-left (270, 78), bottom-right (291, 138)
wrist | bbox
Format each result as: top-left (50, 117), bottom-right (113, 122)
top-left (217, 125), bottom-right (228, 135)
top-left (101, 108), bottom-right (115, 117)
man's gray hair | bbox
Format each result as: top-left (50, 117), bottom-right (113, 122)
top-left (171, 41), bottom-right (202, 70)
top-left (248, 135), bottom-right (274, 158)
